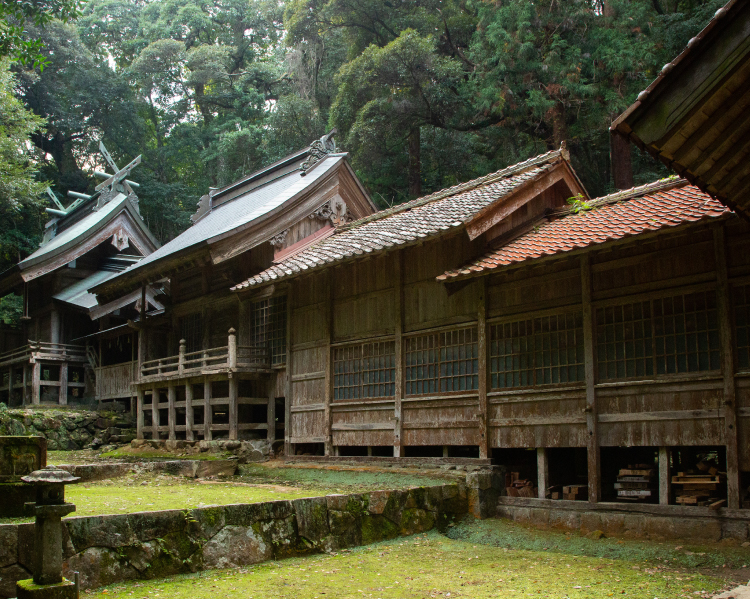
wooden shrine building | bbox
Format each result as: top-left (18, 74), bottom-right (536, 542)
top-left (0, 145), bottom-right (161, 408)
top-left (92, 134), bottom-right (376, 447)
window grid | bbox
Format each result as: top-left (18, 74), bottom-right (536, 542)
top-left (180, 313), bottom-right (202, 353)
top-left (735, 284), bottom-right (750, 370)
top-left (490, 313), bottom-right (584, 389)
top-left (251, 296), bottom-right (287, 366)
top-left (405, 327), bottom-right (478, 395)
top-left (333, 341), bottom-right (395, 400)
top-left (596, 290), bottom-right (720, 381)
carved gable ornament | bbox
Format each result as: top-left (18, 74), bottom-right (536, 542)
top-left (309, 196), bottom-right (352, 227)
top-left (111, 228), bottom-right (130, 251)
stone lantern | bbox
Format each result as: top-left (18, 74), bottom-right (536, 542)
top-left (15, 466), bottom-right (80, 599)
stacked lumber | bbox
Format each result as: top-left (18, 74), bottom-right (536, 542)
top-left (672, 458), bottom-right (726, 507)
top-left (505, 472), bottom-right (537, 498)
top-left (615, 464), bottom-right (655, 502)
top-left (561, 485), bottom-right (588, 501)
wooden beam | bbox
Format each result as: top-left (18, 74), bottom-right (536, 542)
top-left (478, 278), bottom-right (489, 459)
top-left (59, 363), bottom-right (67, 405)
top-left (659, 446), bottom-right (671, 506)
top-left (167, 385), bottom-right (176, 440)
top-left (31, 362), bottom-right (40, 405)
top-left (394, 251), bottom-right (404, 458)
top-left (228, 377), bottom-right (238, 440)
top-left (267, 379), bottom-right (276, 446)
top-left (324, 270), bottom-right (333, 456)
top-left (185, 383), bottom-right (194, 442)
top-left (537, 448), bottom-right (549, 500)
top-left (581, 254), bottom-right (600, 503)
top-left (714, 224), bottom-right (740, 509)
top-left (136, 387), bottom-right (144, 440)
top-left (204, 377), bottom-right (212, 441)
top-left (152, 386), bottom-right (159, 440)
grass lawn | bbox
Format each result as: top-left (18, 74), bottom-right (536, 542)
top-left (92, 522), bottom-right (739, 599)
top-left (1, 461), bottom-right (452, 521)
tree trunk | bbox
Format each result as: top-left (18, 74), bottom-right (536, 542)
top-left (551, 103), bottom-right (567, 149)
top-left (611, 132), bottom-right (633, 190)
top-left (408, 126), bottom-right (421, 198)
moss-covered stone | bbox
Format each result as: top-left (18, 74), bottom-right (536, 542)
top-left (16, 578), bottom-right (76, 599)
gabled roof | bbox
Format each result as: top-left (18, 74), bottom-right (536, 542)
top-left (611, 0), bottom-right (750, 217)
top-left (232, 149), bottom-right (579, 291)
top-left (437, 178), bottom-right (730, 282)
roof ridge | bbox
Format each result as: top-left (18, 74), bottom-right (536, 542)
top-left (336, 149), bottom-right (564, 233)
top-left (547, 176), bottom-right (686, 218)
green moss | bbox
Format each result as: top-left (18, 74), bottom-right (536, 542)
top-left (361, 513), bottom-right (399, 544)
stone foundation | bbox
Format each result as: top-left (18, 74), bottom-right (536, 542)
top-left (131, 439), bottom-right (271, 462)
top-left (0, 483), bottom-right (467, 597)
top-left (496, 496), bottom-right (750, 541)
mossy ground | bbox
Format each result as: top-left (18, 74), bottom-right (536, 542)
top-left (92, 522), bottom-right (741, 599)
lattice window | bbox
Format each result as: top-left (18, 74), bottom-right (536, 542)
top-left (653, 291), bottom-right (719, 374)
top-left (180, 313), bottom-right (202, 353)
top-left (490, 312), bottom-right (584, 389)
top-left (596, 290), bottom-right (720, 380)
top-left (251, 296), bottom-right (287, 366)
top-left (405, 327), bottom-right (478, 395)
top-left (597, 301), bottom-right (653, 380)
top-left (735, 284), bottom-right (750, 370)
top-left (333, 341), bottom-right (395, 400)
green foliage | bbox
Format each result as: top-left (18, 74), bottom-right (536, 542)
top-left (0, 0), bottom-right (83, 68)
top-left (567, 194), bottom-right (593, 214)
top-left (0, 293), bottom-right (22, 325)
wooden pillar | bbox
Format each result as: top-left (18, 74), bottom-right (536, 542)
top-left (394, 251), bottom-right (404, 458)
top-left (714, 225), bottom-right (740, 509)
top-left (50, 310), bottom-right (60, 344)
top-left (22, 364), bottom-right (27, 405)
top-left (537, 447), bottom-right (549, 500)
top-left (7, 366), bottom-right (12, 405)
top-left (228, 328), bottom-right (237, 369)
top-left (204, 377), bottom-right (212, 441)
top-left (58, 363), bottom-right (68, 405)
top-left (136, 387), bottom-right (144, 440)
top-left (581, 254), bottom-right (601, 503)
top-left (478, 278), bottom-right (489, 459)
top-left (267, 380), bottom-right (276, 445)
top-left (229, 377), bottom-right (238, 440)
top-left (324, 271), bottom-right (333, 456)
top-left (31, 362), bottom-right (40, 405)
top-left (178, 339), bottom-right (186, 374)
top-left (185, 383), bottom-right (194, 442)
top-left (658, 446), bottom-right (670, 506)
top-left (611, 131), bottom-right (633, 191)
top-left (167, 385), bottom-right (176, 440)
top-left (152, 387), bottom-right (160, 439)
top-left (284, 287), bottom-right (292, 457)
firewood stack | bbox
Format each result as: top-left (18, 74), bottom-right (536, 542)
top-left (505, 472), bottom-right (537, 498)
top-left (672, 458), bottom-right (726, 507)
top-left (562, 485), bottom-right (588, 501)
top-left (615, 464), bottom-right (655, 502)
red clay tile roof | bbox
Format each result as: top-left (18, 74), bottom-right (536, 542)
top-left (437, 177), bottom-right (730, 282)
top-left (232, 149), bottom-right (569, 291)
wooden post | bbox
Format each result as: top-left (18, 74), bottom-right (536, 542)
top-left (611, 131), bottom-right (633, 191)
top-left (7, 366), bottom-right (12, 405)
top-left (714, 225), bottom-right (740, 509)
top-left (178, 339), bottom-right (186, 374)
top-left (658, 446), bottom-right (670, 506)
top-left (185, 383), bottom-right (194, 442)
top-left (228, 328), bottom-right (237, 369)
top-left (59, 363), bottom-right (68, 405)
top-left (136, 387), bottom-right (144, 440)
top-left (22, 364), bottom-right (27, 405)
top-left (324, 271), bottom-right (333, 456)
top-left (581, 254), bottom-right (601, 503)
top-left (394, 251), bottom-right (404, 458)
top-left (167, 384), bottom-right (176, 440)
top-left (267, 380), bottom-right (276, 445)
top-left (50, 310), bottom-right (60, 344)
top-left (284, 287), bottom-right (293, 457)
top-left (152, 387), bottom-right (160, 439)
top-left (204, 377), bottom-right (212, 441)
top-left (537, 447), bottom-right (549, 500)
top-left (229, 377), bottom-right (238, 440)
top-left (31, 361), bottom-right (40, 405)
top-left (478, 278), bottom-right (489, 459)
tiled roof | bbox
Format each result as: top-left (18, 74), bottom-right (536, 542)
top-left (437, 177), bottom-right (730, 282)
top-left (232, 150), bottom-right (566, 290)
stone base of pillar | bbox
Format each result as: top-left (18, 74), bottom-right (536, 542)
top-left (16, 578), bottom-right (77, 599)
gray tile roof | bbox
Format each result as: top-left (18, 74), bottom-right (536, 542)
top-left (232, 150), bottom-right (565, 291)
top-left (113, 156), bottom-right (345, 275)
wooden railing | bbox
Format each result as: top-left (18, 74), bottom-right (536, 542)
top-left (139, 328), bottom-right (270, 381)
top-left (0, 341), bottom-right (87, 367)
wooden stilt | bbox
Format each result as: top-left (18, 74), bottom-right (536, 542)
top-left (478, 278), bottom-right (489, 459)
top-left (185, 383), bottom-right (194, 442)
top-left (537, 448), bottom-right (549, 500)
top-left (204, 377), bottom-right (212, 441)
top-left (136, 387), bottom-right (144, 440)
top-left (394, 251), bottom-right (404, 458)
top-left (267, 380), bottom-right (276, 445)
top-left (59, 363), bottom-right (68, 405)
top-left (581, 255), bottom-right (601, 503)
top-left (31, 362), bottom-right (40, 405)
top-left (659, 446), bottom-right (671, 505)
top-left (228, 377), bottom-right (238, 440)
top-left (152, 386), bottom-right (159, 439)
top-left (167, 384), bottom-right (176, 440)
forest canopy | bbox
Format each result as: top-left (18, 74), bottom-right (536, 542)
top-left (0, 0), bottom-right (726, 269)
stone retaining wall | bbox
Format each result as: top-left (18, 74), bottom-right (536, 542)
top-left (496, 497), bottom-right (750, 541)
top-left (0, 407), bottom-right (135, 450)
top-left (0, 484), bottom-right (467, 597)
